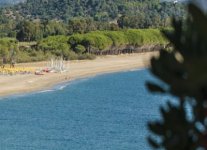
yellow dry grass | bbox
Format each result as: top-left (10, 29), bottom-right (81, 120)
top-left (0, 66), bottom-right (35, 75)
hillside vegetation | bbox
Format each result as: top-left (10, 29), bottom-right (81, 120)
top-left (0, 0), bottom-right (184, 63)
top-left (0, 0), bottom-right (186, 40)
top-left (12, 0), bottom-right (185, 22)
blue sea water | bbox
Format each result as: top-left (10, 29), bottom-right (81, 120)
top-left (0, 69), bottom-right (167, 150)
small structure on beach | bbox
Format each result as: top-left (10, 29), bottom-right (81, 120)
top-left (35, 57), bottom-right (69, 75)
top-left (47, 57), bottom-right (68, 73)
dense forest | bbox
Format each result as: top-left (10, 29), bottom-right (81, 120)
top-left (0, 0), bottom-right (186, 39)
top-left (12, 0), bottom-right (185, 22)
top-left (0, 0), bottom-right (186, 63)
top-left (6, 0), bottom-right (186, 23)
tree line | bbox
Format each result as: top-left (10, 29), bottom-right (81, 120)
top-left (0, 18), bottom-right (171, 42)
top-left (0, 29), bottom-right (168, 63)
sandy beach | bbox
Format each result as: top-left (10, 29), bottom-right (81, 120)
top-left (0, 52), bottom-right (157, 97)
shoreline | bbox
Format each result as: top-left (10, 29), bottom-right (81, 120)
top-left (0, 52), bottom-right (157, 98)
top-left (4, 67), bottom-right (145, 100)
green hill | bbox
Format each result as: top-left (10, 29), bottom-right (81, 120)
top-left (10, 0), bottom-right (185, 22)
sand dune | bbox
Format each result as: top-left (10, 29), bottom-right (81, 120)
top-left (0, 52), bottom-right (157, 97)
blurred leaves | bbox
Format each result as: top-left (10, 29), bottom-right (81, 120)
top-left (147, 3), bottom-right (207, 150)
top-left (146, 82), bottom-right (166, 93)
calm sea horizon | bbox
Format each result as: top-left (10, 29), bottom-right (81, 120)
top-left (0, 69), bottom-right (167, 150)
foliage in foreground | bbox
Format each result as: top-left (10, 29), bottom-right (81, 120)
top-left (146, 3), bottom-right (207, 150)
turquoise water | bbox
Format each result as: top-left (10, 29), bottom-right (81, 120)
top-left (0, 69), bottom-right (166, 150)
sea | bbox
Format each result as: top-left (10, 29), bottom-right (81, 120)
top-left (0, 69), bottom-right (169, 150)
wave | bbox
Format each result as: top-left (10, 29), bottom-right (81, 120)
top-left (56, 85), bottom-right (67, 90)
top-left (37, 89), bottom-right (55, 93)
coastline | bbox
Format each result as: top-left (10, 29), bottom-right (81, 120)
top-left (0, 52), bottom-right (157, 98)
